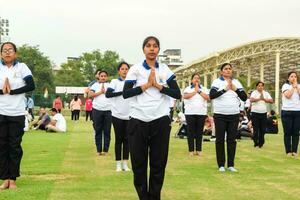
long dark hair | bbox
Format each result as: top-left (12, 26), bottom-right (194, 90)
top-left (286, 71), bottom-right (297, 84)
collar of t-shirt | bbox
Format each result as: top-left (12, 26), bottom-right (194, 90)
top-left (1, 60), bottom-right (19, 67)
top-left (142, 60), bottom-right (159, 70)
top-left (118, 77), bottom-right (124, 81)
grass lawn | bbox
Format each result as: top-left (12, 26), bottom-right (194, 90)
top-left (0, 118), bottom-right (299, 200)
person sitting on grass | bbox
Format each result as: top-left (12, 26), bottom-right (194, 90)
top-left (31, 107), bottom-right (51, 130)
top-left (46, 108), bottom-right (66, 133)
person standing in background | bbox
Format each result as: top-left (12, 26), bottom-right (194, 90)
top-left (281, 71), bottom-right (300, 157)
top-left (53, 95), bottom-right (63, 113)
top-left (85, 97), bottom-right (93, 121)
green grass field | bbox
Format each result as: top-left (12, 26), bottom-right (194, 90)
top-left (0, 118), bottom-right (299, 200)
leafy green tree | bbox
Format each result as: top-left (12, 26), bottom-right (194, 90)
top-left (80, 50), bottom-right (121, 83)
top-left (17, 44), bottom-right (54, 94)
top-left (54, 60), bottom-right (86, 86)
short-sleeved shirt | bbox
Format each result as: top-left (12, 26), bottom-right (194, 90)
top-left (125, 60), bottom-right (175, 122)
top-left (250, 90), bottom-right (272, 113)
top-left (211, 77), bottom-right (244, 115)
top-left (281, 83), bottom-right (300, 111)
top-left (0, 61), bottom-right (33, 116)
top-left (85, 99), bottom-right (93, 111)
top-left (53, 113), bottom-right (66, 132)
top-left (108, 78), bottom-right (130, 120)
top-left (90, 82), bottom-right (111, 111)
top-left (183, 85), bottom-right (209, 115)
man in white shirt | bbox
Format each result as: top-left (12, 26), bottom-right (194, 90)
top-left (46, 108), bottom-right (67, 133)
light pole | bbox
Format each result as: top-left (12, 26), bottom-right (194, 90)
top-left (0, 18), bottom-right (9, 44)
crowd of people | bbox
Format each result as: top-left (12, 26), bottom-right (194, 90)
top-left (0, 38), bottom-right (299, 200)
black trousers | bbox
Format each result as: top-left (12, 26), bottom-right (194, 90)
top-left (185, 115), bottom-right (206, 152)
top-left (281, 110), bottom-right (300, 153)
top-left (128, 116), bottom-right (171, 200)
top-left (0, 115), bottom-right (25, 180)
top-left (251, 112), bottom-right (267, 147)
top-left (112, 116), bottom-right (129, 161)
top-left (92, 109), bottom-right (112, 153)
top-left (72, 110), bottom-right (80, 121)
top-left (214, 114), bottom-right (239, 168)
top-left (86, 111), bottom-right (92, 121)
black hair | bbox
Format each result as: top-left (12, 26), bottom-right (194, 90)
top-left (270, 110), bottom-right (276, 116)
top-left (117, 61), bottom-right (130, 71)
top-left (286, 71), bottom-right (297, 84)
top-left (99, 70), bottom-right (108, 76)
top-left (1, 42), bottom-right (17, 53)
top-left (74, 95), bottom-right (78, 101)
top-left (142, 36), bottom-right (160, 49)
top-left (220, 63), bottom-right (232, 71)
top-left (191, 73), bottom-right (200, 80)
top-left (56, 95), bottom-right (60, 98)
top-left (256, 81), bottom-right (264, 87)
top-left (95, 69), bottom-right (102, 75)
top-left (51, 108), bottom-right (58, 113)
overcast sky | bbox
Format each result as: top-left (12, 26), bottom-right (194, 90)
top-left (1, 0), bottom-right (299, 66)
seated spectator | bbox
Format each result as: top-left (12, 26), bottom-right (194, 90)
top-left (31, 107), bottom-right (51, 130)
top-left (46, 108), bottom-right (67, 133)
top-left (266, 110), bottom-right (278, 134)
top-left (175, 111), bottom-right (187, 139)
top-left (237, 112), bottom-right (253, 139)
top-left (203, 116), bottom-right (216, 142)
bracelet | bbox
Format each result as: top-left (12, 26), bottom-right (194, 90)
top-left (198, 90), bottom-right (202, 94)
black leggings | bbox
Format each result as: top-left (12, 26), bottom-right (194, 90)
top-left (72, 110), bottom-right (80, 121)
top-left (0, 115), bottom-right (25, 180)
top-left (251, 112), bottom-right (267, 147)
top-left (281, 110), bottom-right (300, 154)
top-left (214, 114), bottom-right (239, 168)
top-left (112, 117), bottom-right (129, 161)
top-left (185, 115), bottom-right (206, 152)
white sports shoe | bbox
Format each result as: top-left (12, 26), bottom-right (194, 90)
top-left (218, 166), bottom-right (226, 172)
top-left (122, 161), bottom-right (131, 172)
top-left (228, 167), bottom-right (238, 172)
top-left (116, 161), bottom-right (122, 172)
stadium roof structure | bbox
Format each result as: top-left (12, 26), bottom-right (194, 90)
top-left (174, 37), bottom-right (300, 113)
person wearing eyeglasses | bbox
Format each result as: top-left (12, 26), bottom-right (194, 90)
top-left (0, 42), bottom-right (35, 190)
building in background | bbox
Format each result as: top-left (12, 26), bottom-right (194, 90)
top-left (158, 49), bottom-right (183, 70)
top-left (0, 18), bottom-right (10, 44)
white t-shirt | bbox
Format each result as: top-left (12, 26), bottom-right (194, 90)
top-left (90, 82), bottom-right (111, 111)
top-left (250, 90), bottom-right (272, 113)
top-left (281, 83), bottom-right (300, 111)
top-left (183, 85), bottom-right (209, 115)
top-left (108, 78), bottom-right (130, 120)
top-left (125, 61), bottom-right (175, 122)
top-left (53, 113), bottom-right (66, 132)
top-left (0, 61), bottom-right (33, 116)
top-left (211, 77), bottom-right (245, 115)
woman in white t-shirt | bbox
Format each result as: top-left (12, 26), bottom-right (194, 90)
top-left (183, 73), bottom-right (209, 156)
top-left (123, 36), bottom-right (181, 199)
top-left (281, 71), bottom-right (300, 157)
top-left (89, 71), bottom-right (112, 156)
top-left (0, 42), bottom-right (35, 189)
top-left (250, 81), bottom-right (273, 148)
top-left (106, 62), bottom-right (131, 172)
top-left (209, 63), bottom-right (247, 172)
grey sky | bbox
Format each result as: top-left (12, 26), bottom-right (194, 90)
top-left (1, 0), bottom-right (299, 66)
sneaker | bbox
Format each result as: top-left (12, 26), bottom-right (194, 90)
top-left (218, 166), bottom-right (225, 172)
top-left (228, 167), bottom-right (238, 172)
top-left (122, 161), bottom-right (131, 172)
top-left (116, 161), bottom-right (122, 172)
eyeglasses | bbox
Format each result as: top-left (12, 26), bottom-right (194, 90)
top-left (1, 48), bottom-right (15, 54)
